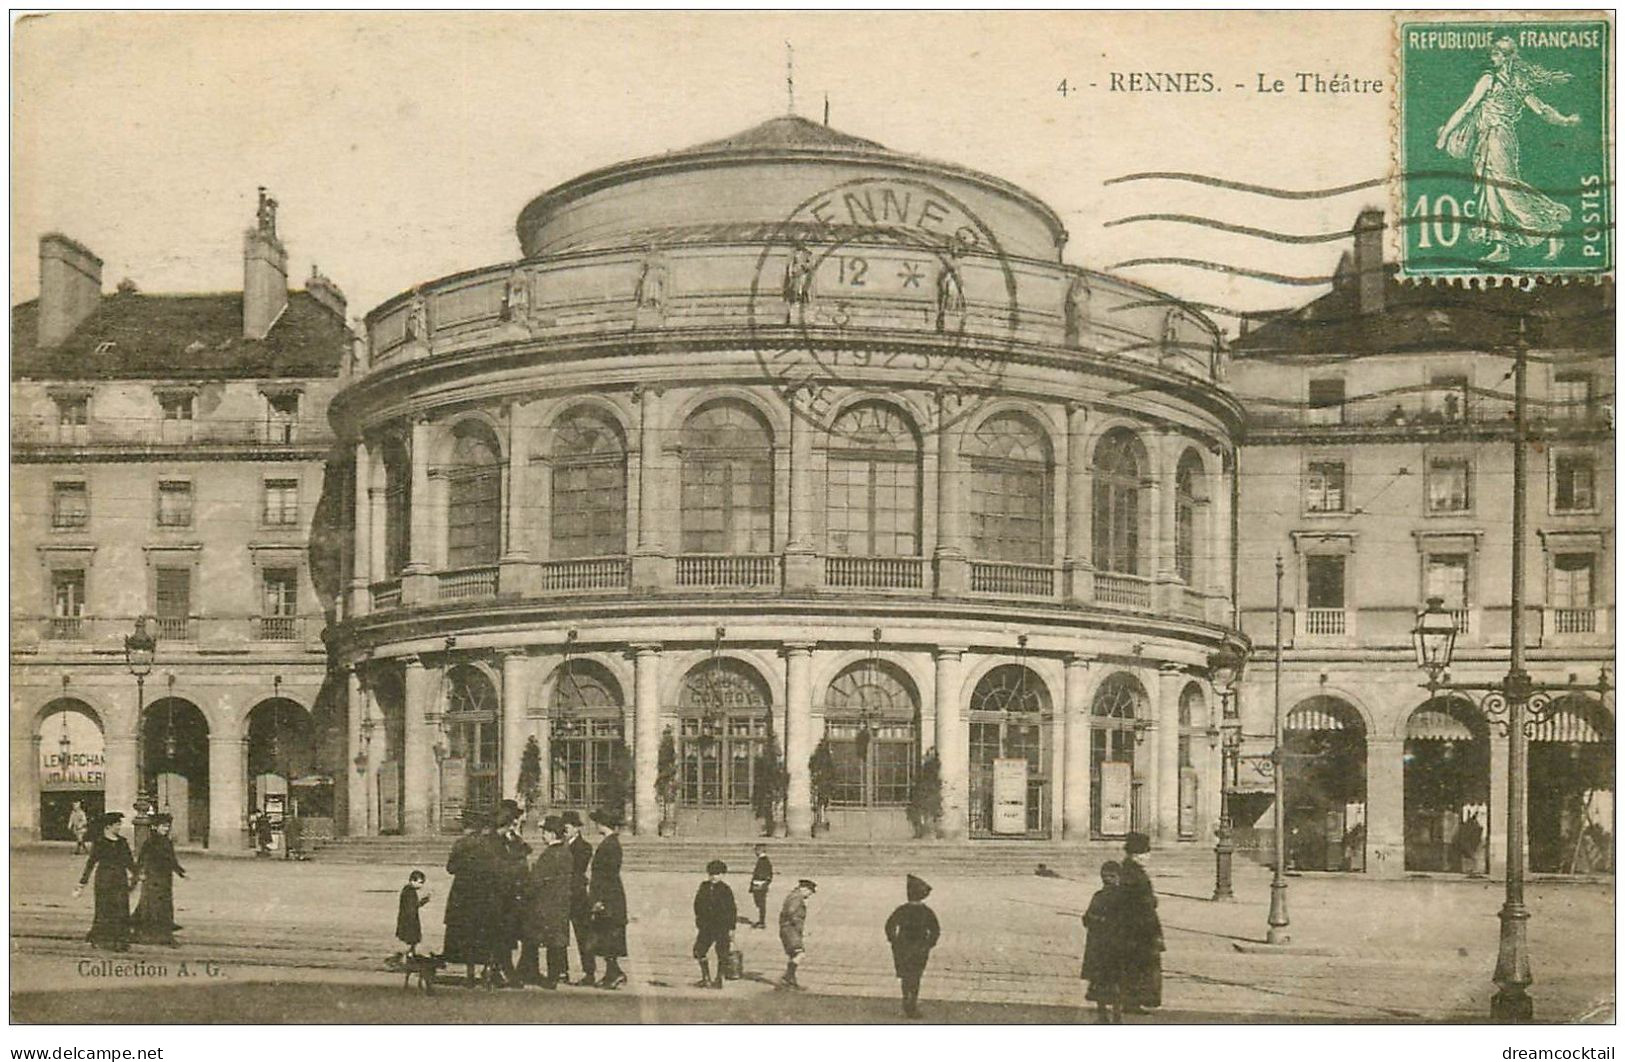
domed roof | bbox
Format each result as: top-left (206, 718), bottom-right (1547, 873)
top-left (515, 115), bottom-right (1068, 261)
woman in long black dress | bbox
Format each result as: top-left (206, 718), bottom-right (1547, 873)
top-left (75, 812), bottom-right (136, 951)
top-left (587, 808), bottom-right (628, 989)
top-left (443, 810), bottom-right (501, 986)
top-left (1116, 832), bottom-right (1164, 1014)
top-left (132, 812), bottom-right (186, 945)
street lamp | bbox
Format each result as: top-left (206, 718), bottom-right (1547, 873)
top-left (123, 616), bottom-right (158, 852)
top-left (1411, 597), bottom-right (1610, 1021)
top-left (1207, 644), bottom-right (1247, 901)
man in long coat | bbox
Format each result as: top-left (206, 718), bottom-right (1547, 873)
top-left (562, 811), bottom-right (596, 985)
top-left (132, 813), bottom-right (186, 945)
top-left (443, 811), bottom-right (500, 986)
top-left (1116, 832), bottom-right (1164, 1013)
top-left (492, 801), bottom-right (530, 987)
top-left (518, 815), bottom-right (574, 987)
top-left (587, 808), bottom-right (628, 989)
top-left (75, 812), bottom-right (135, 951)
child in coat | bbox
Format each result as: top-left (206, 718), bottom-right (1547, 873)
top-left (1081, 860), bottom-right (1123, 1024)
top-left (692, 859), bottom-right (737, 988)
top-left (884, 874), bottom-right (941, 1019)
top-left (397, 869), bottom-right (431, 956)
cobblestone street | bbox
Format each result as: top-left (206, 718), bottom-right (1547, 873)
top-left (10, 846), bottom-right (1613, 1024)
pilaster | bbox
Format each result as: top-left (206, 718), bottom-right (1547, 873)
top-left (784, 642), bottom-right (815, 837)
top-left (934, 646), bottom-right (968, 839)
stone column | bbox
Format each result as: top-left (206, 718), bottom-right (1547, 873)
top-left (1155, 665), bottom-right (1183, 841)
top-left (784, 643), bottom-right (815, 837)
top-left (345, 667), bottom-right (368, 836)
top-left (934, 647), bottom-right (968, 839)
top-left (11, 734), bottom-right (40, 842)
top-left (1151, 447), bottom-right (1180, 610)
top-left (1063, 656), bottom-right (1092, 840)
top-left (631, 388), bottom-right (672, 592)
top-left (783, 401), bottom-right (818, 590)
top-left (500, 651), bottom-right (533, 804)
top-left (402, 655), bottom-right (434, 835)
top-left (207, 717), bottom-right (246, 852)
top-left (499, 405), bottom-right (535, 596)
top-left (369, 475), bottom-right (386, 585)
top-left (934, 396), bottom-right (967, 596)
top-left (631, 644), bottom-right (662, 836)
top-left (1208, 452), bottom-right (1235, 624)
top-left (359, 671), bottom-right (379, 837)
top-left (352, 441), bottom-right (372, 617)
top-left (1063, 404), bottom-right (1093, 603)
top-left (1050, 664), bottom-right (1068, 840)
top-left (403, 418), bottom-right (435, 603)
top-left (1488, 734), bottom-right (1510, 879)
top-left (1366, 737), bottom-right (1405, 877)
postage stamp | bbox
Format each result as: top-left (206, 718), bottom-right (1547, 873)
top-left (1397, 18), bottom-right (1612, 276)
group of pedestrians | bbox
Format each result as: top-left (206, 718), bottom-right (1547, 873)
top-left (399, 802), bottom-right (626, 990)
top-left (1079, 832), bottom-right (1164, 1023)
top-left (73, 811), bottom-right (188, 950)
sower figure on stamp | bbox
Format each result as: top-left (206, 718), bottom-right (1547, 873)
top-left (748, 843), bottom-right (773, 930)
top-left (562, 810), bottom-right (597, 985)
top-left (776, 878), bottom-right (816, 990)
top-left (884, 874), bottom-right (940, 1019)
top-left (692, 860), bottom-right (737, 989)
top-left (519, 815), bottom-right (573, 988)
top-left (131, 812), bottom-right (186, 945)
top-left (587, 808), bottom-right (629, 989)
top-left (74, 812), bottom-right (135, 952)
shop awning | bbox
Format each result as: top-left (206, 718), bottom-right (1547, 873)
top-left (1407, 707), bottom-right (1478, 742)
top-left (1286, 705), bottom-right (1351, 732)
top-left (1531, 707), bottom-right (1612, 744)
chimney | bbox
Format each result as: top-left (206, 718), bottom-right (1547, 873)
top-left (1353, 208), bottom-right (1386, 315)
top-left (37, 233), bottom-right (103, 348)
top-left (304, 264), bottom-right (347, 321)
top-left (243, 186), bottom-right (288, 339)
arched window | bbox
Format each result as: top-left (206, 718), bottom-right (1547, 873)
top-left (1177, 683), bottom-right (1205, 838)
top-left (446, 427), bottom-right (502, 569)
top-left (1092, 429), bottom-right (1143, 575)
top-left (1090, 673), bottom-right (1146, 837)
top-left (966, 413), bottom-right (1052, 564)
top-left (549, 661), bottom-right (626, 811)
top-left (445, 665), bottom-right (500, 816)
top-left (681, 402), bottom-right (774, 554)
top-left (968, 664), bottom-right (1052, 835)
top-left (551, 409), bottom-right (627, 559)
top-left (381, 437), bottom-right (410, 577)
top-left (678, 659), bottom-right (772, 807)
top-left (826, 403), bottom-right (921, 557)
top-left (1175, 450), bottom-right (1206, 585)
top-left (823, 661), bottom-right (919, 808)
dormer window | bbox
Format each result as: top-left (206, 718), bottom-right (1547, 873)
top-left (55, 395), bottom-right (88, 426)
top-left (266, 392), bottom-right (300, 443)
top-left (158, 392), bottom-right (194, 421)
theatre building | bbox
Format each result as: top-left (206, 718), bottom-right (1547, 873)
top-left (330, 116), bottom-right (1246, 842)
top-left (9, 200), bottom-right (352, 847)
top-left (1231, 211), bottom-right (1614, 877)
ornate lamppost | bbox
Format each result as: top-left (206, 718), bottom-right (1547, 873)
top-left (123, 616), bottom-right (158, 853)
top-left (1206, 645), bottom-right (1247, 901)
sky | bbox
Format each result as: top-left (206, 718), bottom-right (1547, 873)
top-left (12, 12), bottom-right (1405, 334)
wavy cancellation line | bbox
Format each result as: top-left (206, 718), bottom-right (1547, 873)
top-left (1108, 295), bottom-right (1616, 326)
top-left (1105, 214), bottom-right (1615, 245)
top-left (1104, 170), bottom-right (1616, 199)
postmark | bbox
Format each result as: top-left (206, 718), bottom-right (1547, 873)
top-left (1397, 18), bottom-right (1612, 277)
top-left (746, 176), bottom-right (1022, 439)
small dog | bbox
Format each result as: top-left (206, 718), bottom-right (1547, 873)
top-left (387, 951), bottom-right (448, 994)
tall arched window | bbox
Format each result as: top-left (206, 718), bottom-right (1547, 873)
top-left (549, 661), bottom-right (627, 811)
top-left (445, 665), bottom-right (500, 817)
top-left (381, 437), bottom-right (410, 577)
top-left (1092, 429), bottom-right (1144, 575)
top-left (826, 403), bottom-right (921, 557)
top-left (1091, 672), bottom-right (1147, 837)
top-left (681, 402), bottom-right (774, 554)
top-left (445, 426), bottom-right (502, 569)
top-left (966, 413), bottom-right (1053, 564)
top-left (1178, 682), bottom-right (1205, 838)
top-left (968, 664), bottom-right (1052, 836)
top-left (678, 659), bottom-right (772, 807)
top-left (551, 409), bottom-right (627, 559)
top-left (823, 661), bottom-right (919, 808)
top-left (1175, 450), bottom-right (1206, 585)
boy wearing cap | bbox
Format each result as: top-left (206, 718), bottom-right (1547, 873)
top-left (748, 844), bottom-right (773, 929)
top-left (691, 860), bottom-right (737, 988)
top-left (885, 874), bottom-right (941, 1019)
top-left (776, 879), bottom-right (816, 990)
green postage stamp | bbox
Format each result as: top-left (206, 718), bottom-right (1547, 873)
top-left (1398, 18), bottom-right (1612, 276)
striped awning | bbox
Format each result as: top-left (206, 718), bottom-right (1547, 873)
top-left (1531, 705), bottom-right (1613, 744)
top-left (1286, 705), bottom-right (1351, 732)
top-left (1407, 707), bottom-right (1478, 742)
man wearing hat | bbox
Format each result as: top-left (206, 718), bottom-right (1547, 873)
top-left (586, 808), bottom-right (629, 988)
top-left (1117, 832), bottom-right (1163, 1013)
top-left (691, 859), bottom-right (737, 989)
top-left (131, 812), bottom-right (186, 945)
top-left (885, 874), bottom-right (941, 1018)
top-left (491, 801), bottom-right (530, 987)
top-left (776, 878), bottom-right (817, 990)
top-left (443, 808), bottom-right (500, 986)
top-left (75, 812), bottom-right (135, 951)
top-left (560, 810), bottom-right (596, 985)
top-left (518, 815), bottom-right (573, 988)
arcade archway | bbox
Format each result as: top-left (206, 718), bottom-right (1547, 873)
top-left (142, 697), bottom-right (210, 846)
top-left (1530, 697), bottom-right (1614, 874)
top-left (1403, 697), bottom-right (1490, 873)
top-left (1283, 696), bottom-right (1366, 872)
top-left (247, 698), bottom-right (329, 834)
top-left (37, 699), bottom-right (105, 841)
top-left (969, 664), bottom-right (1053, 837)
